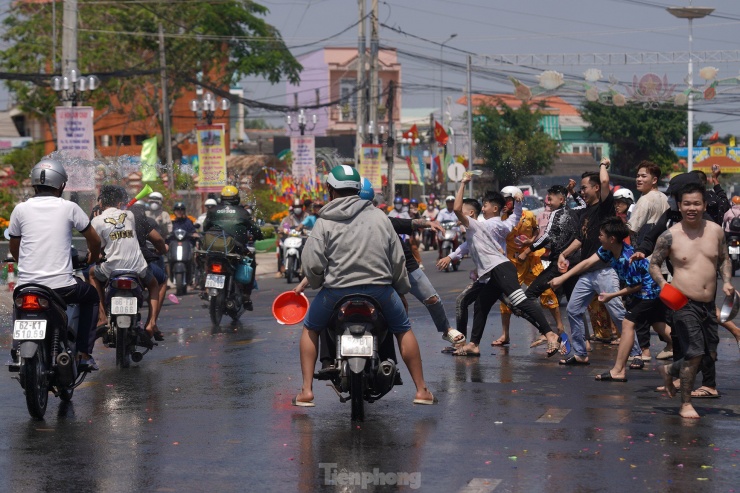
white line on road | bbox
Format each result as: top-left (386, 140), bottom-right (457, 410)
top-left (536, 408), bottom-right (571, 423)
top-left (457, 478), bottom-right (501, 493)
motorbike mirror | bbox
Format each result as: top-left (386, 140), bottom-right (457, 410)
top-left (256, 219), bottom-right (265, 227)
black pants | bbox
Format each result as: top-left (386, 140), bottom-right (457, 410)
top-left (526, 261), bottom-right (577, 302)
top-left (667, 300), bottom-right (717, 388)
top-left (469, 263), bottom-right (553, 345)
top-left (455, 281), bottom-right (485, 339)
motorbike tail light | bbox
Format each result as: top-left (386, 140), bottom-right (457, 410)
top-left (16, 294), bottom-right (50, 311)
top-left (112, 279), bottom-right (134, 290)
top-left (210, 263), bottom-right (223, 274)
top-left (732, 240), bottom-right (740, 247)
top-left (339, 301), bottom-right (376, 320)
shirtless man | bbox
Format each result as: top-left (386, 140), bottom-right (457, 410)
top-left (649, 182), bottom-right (734, 419)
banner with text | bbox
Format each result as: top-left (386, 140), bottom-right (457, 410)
top-left (290, 136), bottom-right (316, 182)
top-left (55, 106), bottom-right (95, 191)
top-left (359, 144), bottom-right (383, 191)
top-left (196, 124), bottom-right (227, 192)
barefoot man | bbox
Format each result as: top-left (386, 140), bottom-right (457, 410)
top-left (649, 182), bottom-right (734, 419)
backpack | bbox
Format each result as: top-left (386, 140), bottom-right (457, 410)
top-left (730, 216), bottom-right (740, 232)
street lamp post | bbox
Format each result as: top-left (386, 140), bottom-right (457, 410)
top-left (667, 3), bottom-right (714, 172)
top-left (440, 34), bottom-right (457, 121)
top-left (286, 108), bottom-right (317, 136)
top-left (190, 91), bottom-right (230, 125)
top-left (51, 70), bottom-right (100, 106)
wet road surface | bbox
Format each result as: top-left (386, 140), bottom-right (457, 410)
top-left (1, 250), bottom-right (739, 492)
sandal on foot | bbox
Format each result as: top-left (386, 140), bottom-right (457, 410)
top-left (546, 335), bottom-right (563, 357)
top-left (443, 329), bottom-right (466, 346)
top-left (413, 393), bottom-right (438, 405)
top-left (453, 347), bottom-right (480, 357)
top-left (691, 388), bottom-right (720, 399)
top-left (595, 371), bottom-right (627, 382)
top-left (610, 338), bottom-right (621, 346)
top-left (291, 396), bottom-right (315, 407)
top-left (491, 337), bottom-right (510, 347)
top-left (559, 356), bottom-right (589, 366)
top-left (656, 350), bottom-right (673, 360)
top-left (629, 357), bottom-right (644, 370)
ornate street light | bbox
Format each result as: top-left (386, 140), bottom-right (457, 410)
top-left (286, 108), bottom-right (317, 136)
top-left (50, 69), bottom-right (100, 106)
top-left (190, 91), bottom-right (230, 125)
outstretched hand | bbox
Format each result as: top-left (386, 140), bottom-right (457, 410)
top-left (437, 256), bottom-right (452, 270)
top-left (429, 220), bottom-right (445, 234)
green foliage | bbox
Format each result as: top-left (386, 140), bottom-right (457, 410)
top-left (0, 187), bottom-right (17, 220)
top-left (0, 2), bottom-right (302, 141)
top-left (694, 121), bottom-right (713, 142)
top-left (472, 101), bottom-right (558, 186)
top-left (260, 224), bottom-right (275, 239)
top-left (580, 102), bottom-right (686, 175)
top-left (251, 186), bottom-right (283, 222)
top-left (1, 142), bottom-right (46, 182)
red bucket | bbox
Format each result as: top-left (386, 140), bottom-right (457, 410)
top-left (659, 283), bottom-right (688, 311)
top-left (272, 291), bottom-right (310, 325)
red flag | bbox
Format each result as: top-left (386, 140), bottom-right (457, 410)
top-left (434, 121), bottom-right (449, 145)
top-left (710, 131), bottom-right (720, 141)
top-left (408, 124), bottom-right (419, 142)
top-left (433, 156), bottom-right (444, 182)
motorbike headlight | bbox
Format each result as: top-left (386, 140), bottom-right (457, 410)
top-left (174, 229), bottom-right (186, 240)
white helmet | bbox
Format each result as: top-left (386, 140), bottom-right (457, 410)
top-left (614, 188), bottom-right (635, 202)
top-left (501, 186), bottom-right (522, 198)
top-left (149, 192), bottom-right (163, 201)
top-left (204, 198), bottom-right (217, 207)
top-left (445, 195), bottom-right (455, 202)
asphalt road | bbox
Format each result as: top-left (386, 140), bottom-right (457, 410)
top-left (1, 249), bottom-right (739, 492)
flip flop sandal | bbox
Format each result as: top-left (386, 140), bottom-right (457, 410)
top-left (595, 371), bottom-right (627, 382)
top-left (443, 329), bottom-right (466, 346)
top-left (413, 394), bottom-right (439, 405)
top-left (491, 338), bottom-right (510, 347)
top-left (559, 356), bottom-right (590, 366)
top-left (690, 388), bottom-right (720, 399)
top-left (546, 335), bottom-right (563, 357)
top-left (629, 357), bottom-right (645, 370)
top-left (291, 396), bottom-right (316, 407)
top-left (453, 348), bottom-right (481, 357)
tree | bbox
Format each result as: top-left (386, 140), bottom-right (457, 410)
top-left (580, 102), bottom-right (686, 175)
top-left (0, 2), bottom-right (302, 146)
top-left (472, 100), bottom-right (558, 186)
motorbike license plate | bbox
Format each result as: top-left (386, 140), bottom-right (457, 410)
top-left (730, 246), bottom-right (740, 255)
top-left (13, 320), bottom-right (47, 340)
top-left (340, 335), bottom-right (374, 357)
top-left (205, 274), bottom-right (225, 289)
top-left (111, 297), bottom-right (137, 315)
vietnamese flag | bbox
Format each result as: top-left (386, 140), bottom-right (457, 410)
top-left (408, 124), bottom-right (419, 141)
top-left (709, 131), bottom-right (720, 141)
top-left (434, 121), bottom-right (449, 145)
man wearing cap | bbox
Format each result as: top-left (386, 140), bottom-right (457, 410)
top-left (294, 165), bottom-right (436, 407)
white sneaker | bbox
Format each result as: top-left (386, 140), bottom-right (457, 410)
top-left (419, 264), bottom-right (425, 270)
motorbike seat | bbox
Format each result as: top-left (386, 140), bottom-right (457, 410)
top-left (13, 283), bottom-right (68, 310)
top-left (108, 270), bottom-right (144, 289)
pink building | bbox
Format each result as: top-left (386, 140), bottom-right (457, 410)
top-left (286, 47), bottom-right (401, 137)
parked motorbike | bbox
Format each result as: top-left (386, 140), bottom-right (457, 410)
top-left (103, 269), bottom-right (152, 368)
top-left (316, 295), bottom-right (399, 421)
top-left (282, 229), bottom-right (306, 284)
top-left (438, 221), bottom-right (461, 272)
top-left (167, 228), bottom-right (195, 295)
top-left (198, 231), bottom-right (256, 327)
top-left (8, 252), bottom-right (91, 420)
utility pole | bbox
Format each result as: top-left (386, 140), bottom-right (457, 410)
top-left (61, 0), bottom-right (78, 107)
top-left (368, 0), bottom-right (379, 145)
top-left (466, 55), bottom-right (474, 197)
top-left (355, 0), bottom-right (366, 162)
top-left (385, 80), bottom-right (396, 200)
top-left (158, 23), bottom-right (174, 190)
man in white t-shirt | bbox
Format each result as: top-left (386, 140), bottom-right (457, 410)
top-left (627, 161), bottom-right (669, 245)
top-left (89, 186), bottom-right (159, 344)
top-left (8, 158), bottom-right (102, 370)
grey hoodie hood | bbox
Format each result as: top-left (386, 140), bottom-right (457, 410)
top-left (319, 195), bottom-right (369, 221)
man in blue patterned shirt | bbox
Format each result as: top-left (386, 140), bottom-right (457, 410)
top-left (552, 218), bottom-right (669, 380)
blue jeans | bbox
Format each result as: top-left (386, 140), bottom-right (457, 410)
top-left (408, 268), bottom-right (450, 333)
top-left (566, 267), bottom-right (640, 358)
top-left (304, 285), bottom-right (411, 334)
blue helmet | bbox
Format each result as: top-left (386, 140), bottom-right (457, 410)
top-left (393, 196), bottom-right (403, 204)
top-left (359, 177), bottom-right (375, 201)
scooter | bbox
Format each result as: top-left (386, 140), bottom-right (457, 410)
top-left (282, 229), bottom-right (305, 284)
top-left (438, 221), bottom-right (461, 272)
top-left (316, 295), bottom-right (399, 422)
top-left (167, 228), bottom-right (195, 295)
top-left (8, 252), bottom-right (91, 420)
top-left (103, 269), bottom-right (153, 368)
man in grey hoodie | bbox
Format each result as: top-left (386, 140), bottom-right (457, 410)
top-left (292, 165), bottom-right (436, 407)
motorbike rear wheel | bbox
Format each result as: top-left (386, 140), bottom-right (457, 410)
top-left (210, 290), bottom-right (225, 327)
top-left (115, 323), bottom-right (130, 369)
top-left (286, 257), bottom-right (296, 284)
top-left (350, 372), bottom-right (365, 422)
top-left (23, 345), bottom-right (49, 420)
top-left (175, 271), bottom-right (187, 296)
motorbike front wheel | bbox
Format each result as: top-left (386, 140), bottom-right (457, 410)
top-left (23, 346), bottom-right (49, 420)
top-left (115, 323), bottom-right (130, 369)
top-left (210, 290), bottom-right (225, 327)
top-left (350, 372), bottom-right (365, 422)
top-left (175, 271), bottom-right (187, 296)
top-left (286, 257), bottom-right (296, 284)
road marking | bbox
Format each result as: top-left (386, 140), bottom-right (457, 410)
top-left (457, 478), bottom-right (501, 493)
top-left (536, 408), bottom-right (571, 423)
top-left (229, 338), bottom-right (266, 346)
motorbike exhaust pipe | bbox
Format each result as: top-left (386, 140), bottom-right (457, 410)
top-left (131, 351), bottom-right (143, 363)
top-left (56, 351), bottom-right (76, 386)
top-left (226, 300), bottom-right (236, 310)
top-left (375, 360), bottom-right (397, 394)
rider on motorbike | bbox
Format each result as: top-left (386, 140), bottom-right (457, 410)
top-left (388, 197), bottom-right (410, 219)
top-left (202, 185), bottom-right (263, 310)
top-left (89, 185), bottom-right (160, 347)
top-left (145, 191), bottom-right (172, 240)
top-left (293, 165), bottom-right (435, 407)
top-left (277, 199), bottom-right (306, 276)
top-left (171, 202), bottom-right (200, 245)
top-left (7, 158), bottom-right (102, 370)
top-left (196, 198), bottom-right (218, 231)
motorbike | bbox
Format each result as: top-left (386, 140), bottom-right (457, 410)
top-left (422, 227), bottom-right (437, 251)
top-left (8, 252), bottom-right (91, 420)
top-left (727, 231), bottom-right (740, 275)
top-left (103, 269), bottom-right (153, 368)
top-left (315, 295), bottom-right (400, 422)
top-left (282, 229), bottom-right (306, 284)
top-left (438, 221), bottom-right (461, 272)
top-left (167, 228), bottom-right (196, 295)
top-left (198, 231), bottom-right (256, 327)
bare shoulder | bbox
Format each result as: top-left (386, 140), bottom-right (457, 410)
top-left (705, 220), bottom-right (723, 237)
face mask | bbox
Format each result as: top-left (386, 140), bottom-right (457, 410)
top-left (149, 202), bottom-right (160, 211)
top-left (293, 207), bottom-right (303, 214)
top-left (394, 204), bottom-right (402, 211)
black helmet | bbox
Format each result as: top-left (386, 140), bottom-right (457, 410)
top-left (174, 201), bottom-right (186, 211)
